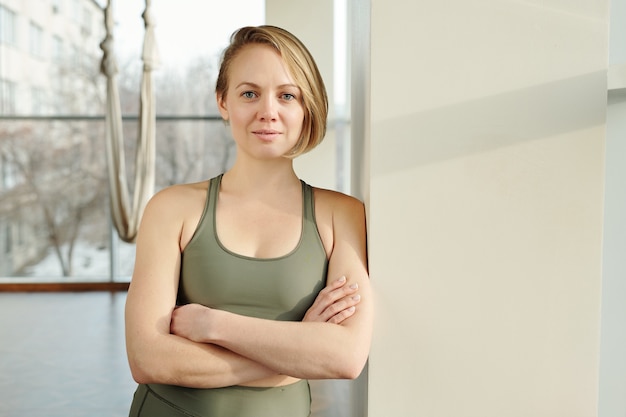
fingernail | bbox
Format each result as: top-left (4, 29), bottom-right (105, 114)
top-left (349, 283), bottom-right (358, 290)
top-left (338, 276), bottom-right (346, 283)
top-left (352, 295), bottom-right (361, 301)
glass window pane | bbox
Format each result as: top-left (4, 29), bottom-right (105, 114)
top-left (0, 0), bottom-right (265, 283)
top-left (0, 120), bottom-right (110, 280)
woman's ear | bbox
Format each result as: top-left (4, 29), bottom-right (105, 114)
top-left (217, 93), bottom-right (229, 121)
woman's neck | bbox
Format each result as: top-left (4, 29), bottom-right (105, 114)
top-left (222, 157), bottom-right (300, 195)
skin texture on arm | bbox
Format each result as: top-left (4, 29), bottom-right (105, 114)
top-left (125, 185), bottom-right (279, 388)
top-left (170, 190), bottom-right (373, 380)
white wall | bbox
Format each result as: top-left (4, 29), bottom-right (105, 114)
top-left (367, 1), bottom-right (608, 416)
top-left (266, 1), bottom-right (613, 416)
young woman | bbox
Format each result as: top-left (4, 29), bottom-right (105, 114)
top-left (125, 25), bottom-right (373, 417)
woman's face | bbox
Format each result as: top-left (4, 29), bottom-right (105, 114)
top-left (217, 44), bottom-right (305, 160)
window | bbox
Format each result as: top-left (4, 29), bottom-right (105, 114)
top-left (52, 35), bottom-right (64, 63)
top-left (0, 79), bottom-right (16, 114)
top-left (70, 44), bottom-right (80, 69)
top-left (29, 21), bottom-right (44, 58)
top-left (31, 87), bottom-right (45, 114)
top-left (0, 5), bottom-right (16, 45)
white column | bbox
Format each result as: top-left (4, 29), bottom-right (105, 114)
top-left (599, 0), bottom-right (626, 414)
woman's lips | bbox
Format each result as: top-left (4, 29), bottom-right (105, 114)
top-left (253, 129), bottom-right (280, 141)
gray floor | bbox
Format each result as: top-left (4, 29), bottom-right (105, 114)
top-left (0, 292), bottom-right (355, 417)
top-left (0, 292), bottom-right (136, 417)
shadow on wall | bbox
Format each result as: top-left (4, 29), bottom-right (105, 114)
top-left (372, 70), bottom-right (607, 174)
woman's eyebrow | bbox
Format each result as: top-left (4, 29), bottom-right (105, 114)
top-left (235, 82), bottom-right (260, 89)
top-left (235, 82), bottom-right (299, 90)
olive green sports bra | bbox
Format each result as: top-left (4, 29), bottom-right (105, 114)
top-left (178, 174), bottom-right (328, 321)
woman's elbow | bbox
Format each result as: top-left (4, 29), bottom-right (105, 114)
top-left (335, 332), bottom-right (371, 379)
top-left (126, 337), bottom-right (172, 385)
top-left (127, 352), bottom-right (159, 384)
top-left (129, 366), bottom-right (151, 385)
top-left (332, 350), bottom-right (369, 380)
top-left (339, 359), bottom-right (368, 380)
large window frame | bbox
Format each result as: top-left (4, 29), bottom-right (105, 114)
top-left (0, 113), bottom-right (227, 284)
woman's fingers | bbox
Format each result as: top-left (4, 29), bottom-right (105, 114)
top-left (327, 305), bottom-right (356, 324)
top-left (317, 282), bottom-right (359, 318)
top-left (303, 276), bottom-right (361, 323)
top-left (324, 294), bottom-right (360, 324)
top-left (308, 277), bottom-right (353, 313)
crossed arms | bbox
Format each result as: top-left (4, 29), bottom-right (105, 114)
top-left (125, 186), bottom-right (373, 389)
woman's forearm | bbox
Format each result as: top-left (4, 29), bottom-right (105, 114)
top-left (204, 306), bottom-right (371, 380)
top-left (127, 331), bottom-right (278, 388)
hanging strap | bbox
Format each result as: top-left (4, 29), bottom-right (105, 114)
top-left (99, 0), bottom-right (159, 242)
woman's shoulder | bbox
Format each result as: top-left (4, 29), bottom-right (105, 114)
top-left (311, 186), bottom-right (366, 230)
top-left (144, 181), bottom-right (210, 217)
top-left (312, 186), bottom-right (364, 212)
top-left (153, 180), bottom-right (209, 198)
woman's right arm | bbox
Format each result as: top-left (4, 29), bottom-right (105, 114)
top-left (125, 186), bottom-right (277, 388)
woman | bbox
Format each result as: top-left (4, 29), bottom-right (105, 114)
top-left (125, 25), bottom-right (373, 416)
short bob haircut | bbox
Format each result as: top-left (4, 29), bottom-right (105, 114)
top-left (215, 25), bottom-right (328, 158)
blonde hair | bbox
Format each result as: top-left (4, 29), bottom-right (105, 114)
top-left (215, 26), bottom-right (328, 157)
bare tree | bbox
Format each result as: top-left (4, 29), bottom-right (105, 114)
top-left (0, 51), bottom-right (236, 278)
top-left (0, 121), bottom-right (107, 276)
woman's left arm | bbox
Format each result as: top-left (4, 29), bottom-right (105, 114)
top-left (171, 193), bottom-right (373, 380)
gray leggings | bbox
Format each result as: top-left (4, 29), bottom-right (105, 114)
top-left (128, 380), bottom-right (311, 417)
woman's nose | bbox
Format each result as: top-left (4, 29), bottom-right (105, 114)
top-left (258, 96), bottom-right (277, 121)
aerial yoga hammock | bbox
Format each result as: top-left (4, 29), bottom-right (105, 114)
top-left (99, 0), bottom-right (159, 243)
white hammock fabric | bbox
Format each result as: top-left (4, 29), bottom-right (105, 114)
top-left (100, 0), bottom-right (159, 243)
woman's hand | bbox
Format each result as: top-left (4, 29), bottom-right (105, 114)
top-left (302, 276), bottom-right (361, 324)
top-left (170, 303), bottom-right (212, 343)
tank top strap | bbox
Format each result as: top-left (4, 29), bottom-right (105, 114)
top-left (301, 180), bottom-right (315, 224)
top-left (208, 174), bottom-right (223, 216)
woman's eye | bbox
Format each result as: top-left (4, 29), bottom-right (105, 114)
top-left (242, 91), bottom-right (256, 99)
top-left (281, 93), bottom-right (296, 101)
